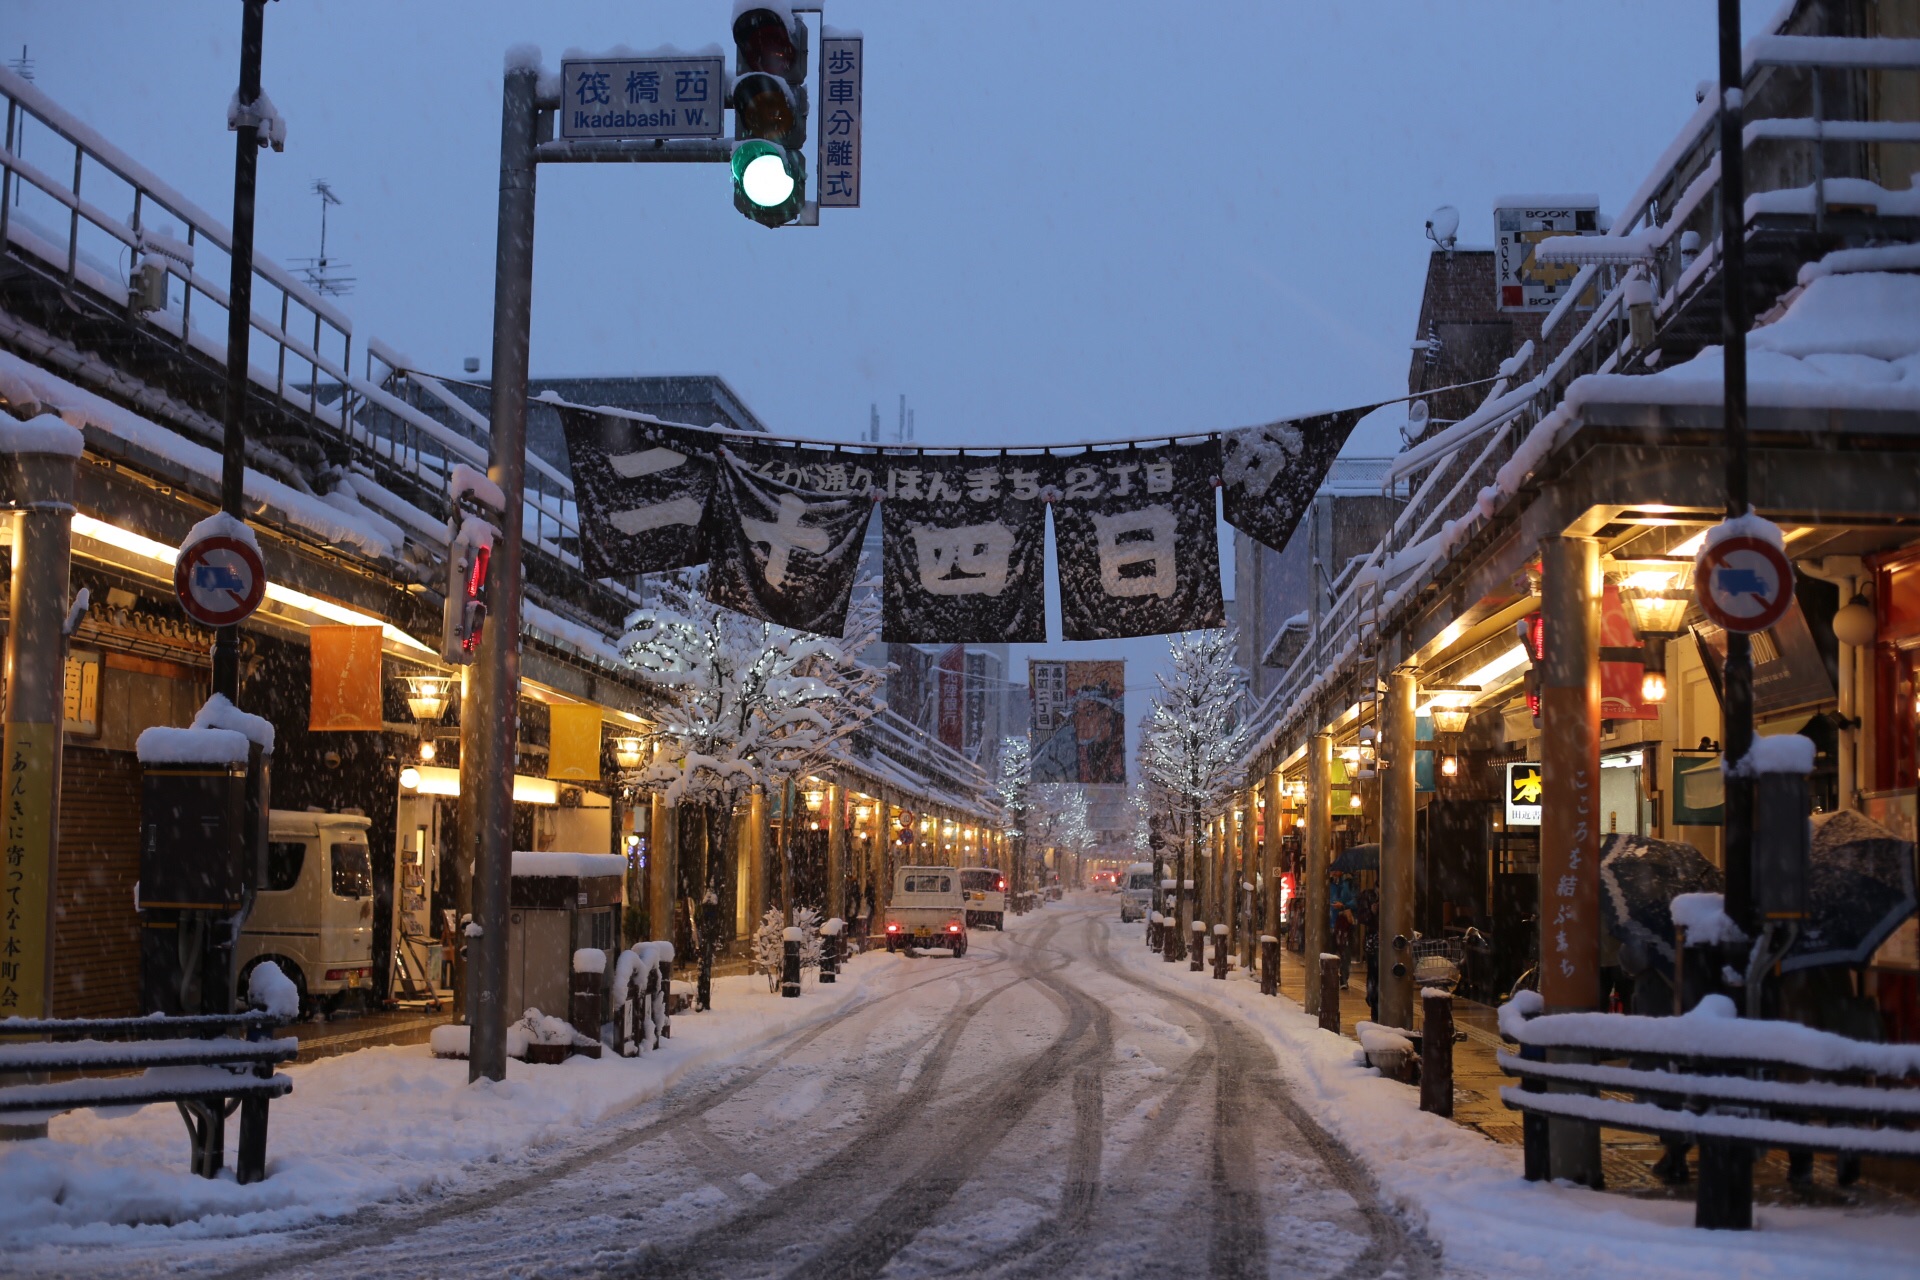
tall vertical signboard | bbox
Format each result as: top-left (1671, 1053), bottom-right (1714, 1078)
top-left (817, 34), bottom-right (863, 207)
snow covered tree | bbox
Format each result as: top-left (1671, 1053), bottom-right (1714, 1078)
top-left (619, 569), bottom-right (885, 968)
top-left (751, 905), bottom-right (824, 992)
top-left (1139, 628), bottom-right (1249, 957)
top-left (994, 735), bottom-right (1031, 904)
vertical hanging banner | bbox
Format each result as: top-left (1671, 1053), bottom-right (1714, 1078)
top-left (547, 702), bottom-right (604, 782)
top-left (1218, 409), bottom-right (1369, 553)
top-left (309, 625), bottom-right (384, 731)
top-left (1051, 441), bottom-right (1224, 640)
top-left (555, 406), bottom-right (715, 577)
top-left (704, 446), bottom-right (875, 635)
top-left (879, 455), bottom-right (1049, 643)
top-left (936, 645), bottom-right (966, 753)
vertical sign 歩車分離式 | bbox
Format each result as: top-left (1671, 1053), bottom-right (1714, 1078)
top-left (817, 36), bottom-right (862, 207)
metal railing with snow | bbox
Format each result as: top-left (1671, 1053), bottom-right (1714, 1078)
top-left (1497, 989), bottom-right (1920, 1229)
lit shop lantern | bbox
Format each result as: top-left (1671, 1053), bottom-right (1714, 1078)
top-left (404, 674), bottom-right (452, 723)
top-left (1440, 755), bottom-right (1460, 778)
top-left (614, 737), bottom-right (645, 771)
top-left (1617, 563), bottom-right (1693, 706)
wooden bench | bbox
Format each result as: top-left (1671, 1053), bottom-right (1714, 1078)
top-left (0, 1011), bottom-right (296, 1184)
top-left (1497, 992), bottom-right (1920, 1228)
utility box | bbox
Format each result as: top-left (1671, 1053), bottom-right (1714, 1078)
top-left (1753, 771), bottom-right (1811, 922)
top-left (506, 851), bottom-right (624, 1020)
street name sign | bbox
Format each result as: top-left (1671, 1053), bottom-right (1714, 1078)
top-left (559, 57), bottom-right (725, 140)
top-left (175, 530), bottom-right (266, 628)
top-left (1695, 532), bottom-right (1795, 634)
top-left (817, 35), bottom-right (863, 207)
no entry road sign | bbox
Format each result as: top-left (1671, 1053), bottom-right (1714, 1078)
top-left (175, 529), bottom-right (266, 628)
top-left (1695, 532), bottom-right (1795, 634)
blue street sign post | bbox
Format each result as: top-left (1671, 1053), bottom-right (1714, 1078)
top-left (559, 57), bottom-right (725, 139)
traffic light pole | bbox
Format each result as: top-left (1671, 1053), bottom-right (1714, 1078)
top-left (468, 66), bottom-right (736, 1084)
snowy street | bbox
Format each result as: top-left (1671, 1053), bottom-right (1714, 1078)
top-left (18, 903), bottom-right (1433, 1280)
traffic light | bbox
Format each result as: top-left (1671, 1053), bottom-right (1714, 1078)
top-left (731, 5), bottom-right (807, 227)
top-left (441, 537), bottom-right (490, 665)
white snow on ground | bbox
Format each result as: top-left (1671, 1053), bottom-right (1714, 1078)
top-left (0, 965), bottom-right (880, 1251)
top-left (1107, 926), bottom-right (1920, 1280)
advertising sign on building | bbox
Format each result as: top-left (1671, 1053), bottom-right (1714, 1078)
top-left (937, 645), bottom-right (966, 753)
top-left (1506, 761), bottom-right (1544, 827)
top-left (1030, 660), bottom-right (1126, 785)
top-left (1494, 198), bottom-right (1600, 311)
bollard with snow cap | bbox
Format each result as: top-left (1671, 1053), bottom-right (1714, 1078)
top-left (781, 926), bottom-right (804, 998)
top-left (1190, 919), bottom-right (1207, 972)
top-left (1212, 922), bottom-right (1229, 980)
top-left (819, 917), bottom-right (844, 984)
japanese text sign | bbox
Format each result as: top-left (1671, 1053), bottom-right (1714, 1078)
top-left (560, 57), bottom-right (724, 140)
top-left (817, 36), bottom-right (862, 207)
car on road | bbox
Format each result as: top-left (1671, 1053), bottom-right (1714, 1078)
top-left (882, 866), bottom-right (969, 956)
top-left (959, 867), bottom-right (1007, 931)
top-left (1119, 862), bottom-right (1155, 922)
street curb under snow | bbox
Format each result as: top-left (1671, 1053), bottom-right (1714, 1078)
top-left (1105, 925), bottom-right (1920, 1280)
top-left (0, 963), bottom-right (883, 1252)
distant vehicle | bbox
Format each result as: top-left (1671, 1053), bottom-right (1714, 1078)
top-left (882, 865), bottom-right (969, 956)
top-left (235, 810), bottom-right (376, 1016)
top-left (959, 867), bottom-right (1007, 931)
top-left (1119, 862), bottom-right (1155, 922)
top-left (1092, 871), bottom-right (1119, 893)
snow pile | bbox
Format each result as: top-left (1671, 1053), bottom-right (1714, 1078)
top-left (135, 726), bottom-right (250, 767)
top-left (1669, 892), bottom-right (1746, 947)
top-left (0, 413), bottom-right (84, 457)
top-left (509, 851), bottom-right (626, 878)
top-left (179, 510), bottom-right (262, 558)
top-left (572, 948), bottom-right (606, 976)
top-left (0, 966), bottom-right (880, 1249)
top-left (246, 961), bottom-right (301, 1020)
top-left (1726, 732), bottom-right (1816, 777)
top-left (191, 693), bottom-right (275, 754)
top-left (449, 462), bottom-right (506, 512)
top-left (1798, 240), bottom-right (1920, 284)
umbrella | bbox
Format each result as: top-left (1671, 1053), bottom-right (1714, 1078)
top-left (1600, 833), bottom-right (1723, 977)
top-left (1331, 844), bottom-right (1378, 874)
top-left (1781, 810), bottom-right (1918, 972)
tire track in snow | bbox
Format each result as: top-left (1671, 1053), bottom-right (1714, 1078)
top-left (220, 949), bottom-right (1028, 1280)
top-left (1084, 911), bottom-right (1440, 1280)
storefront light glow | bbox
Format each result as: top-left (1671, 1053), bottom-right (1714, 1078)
top-left (1640, 668), bottom-right (1669, 703)
top-left (1430, 705), bottom-right (1470, 735)
top-left (71, 514), bottom-right (435, 653)
top-left (399, 766), bottom-right (422, 789)
top-left (1440, 755), bottom-right (1459, 777)
top-left (418, 739), bottom-right (436, 762)
top-left (613, 737), bottom-right (644, 770)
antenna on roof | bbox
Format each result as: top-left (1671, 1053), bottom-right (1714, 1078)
top-left (1425, 205), bottom-right (1459, 257)
top-left (294, 179), bottom-right (356, 296)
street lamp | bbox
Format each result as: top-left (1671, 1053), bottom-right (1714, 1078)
top-left (403, 674), bottom-right (452, 723)
top-left (614, 737), bottom-right (644, 771)
top-left (1617, 564), bottom-right (1694, 706)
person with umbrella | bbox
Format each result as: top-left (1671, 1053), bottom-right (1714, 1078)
top-left (1329, 867), bottom-right (1358, 988)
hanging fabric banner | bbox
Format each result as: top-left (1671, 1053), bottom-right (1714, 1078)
top-left (704, 445), bottom-right (874, 635)
top-left (1218, 408), bottom-right (1370, 553)
top-left (1051, 441), bottom-right (1224, 641)
top-left (555, 405), bottom-right (715, 577)
top-left (879, 454), bottom-right (1049, 644)
top-left (309, 625), bottom-right (384, 731)
top-left (547, 702), bottom-right (604, 781)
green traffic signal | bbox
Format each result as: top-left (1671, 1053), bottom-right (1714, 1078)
top-left (731, 4), bottom-right (808, 228)
top-left (733, 139), bottom-right (805, 227)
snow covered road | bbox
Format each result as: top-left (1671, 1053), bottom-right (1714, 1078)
top-left (62, 902), bottom-right (1442, 1279)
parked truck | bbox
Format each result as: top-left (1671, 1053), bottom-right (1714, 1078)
top-left (882, 865), bottom-right (970, 956)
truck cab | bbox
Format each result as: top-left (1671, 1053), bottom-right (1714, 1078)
top-left (958, 867), bottom-right (1007, 931)
top-left (882, 865), bottom-right (969, 956)
top-left (234, 810), bottom-right (377, 1015)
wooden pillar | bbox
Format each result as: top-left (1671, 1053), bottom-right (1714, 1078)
top-left (747, 785), bottom-right (767, 934)
top-left (1262, 767), bottom-right (1284, 995)
top-left (647, 794), bottom-right (676, 943)
top-left (1540, 535), bottom-right (1604, 1188)
top-left (826, 782), bottom-right (846, 923)
top-left (1304, 731), bottom-right (1332, 1017)
top-left (1380, 668), bottom-right (1418, 1030)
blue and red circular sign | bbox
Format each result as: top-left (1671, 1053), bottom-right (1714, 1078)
top-left (174, 534), bottom-right (266, 628)
top-left (1695, 535), bottom-right (1794, 634)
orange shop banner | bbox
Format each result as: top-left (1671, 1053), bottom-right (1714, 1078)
top-left (548, 702), bottom-right (603, 782)
top-left (310, 625), bottom-right (384, 731)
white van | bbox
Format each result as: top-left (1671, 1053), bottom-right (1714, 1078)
top-left (959, 867), bottom-right (1007, 931)
top-left (235, 810), bottom-right (377, 1015)
top-left (1119, 862), bottom-right (1155, 922)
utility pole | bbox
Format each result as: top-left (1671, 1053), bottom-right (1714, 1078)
top-left (214, 0), bottom-right (268, 702)
top-left (1715, 0), bottom-right (1755, 936)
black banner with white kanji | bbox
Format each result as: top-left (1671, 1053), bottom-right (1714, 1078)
top-left (703, 445), bottom-right (874, 635)
top-left (1050, 441), bottom-right (1224, 641)
top-left (555, 406), bottom-right (714, 577)
top-left (879, 456), bottom-right (1049, 644)
top-left (1218, 409), bottom-right (1369, 553)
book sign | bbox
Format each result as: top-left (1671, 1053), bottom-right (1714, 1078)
top-left (1695, 532), bottom-right (1795, 634)
top-left (1505, 761), bottom-right (1543, 827)
top-left (175, 531), bottom-right (266, 628)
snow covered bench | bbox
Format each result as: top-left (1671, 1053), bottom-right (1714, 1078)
top-left (1497, 990), bottom-right (1920, 1227)
top-left (0, 1009), bottom-right (297, 1184)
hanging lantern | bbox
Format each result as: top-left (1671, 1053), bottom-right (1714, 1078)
top-left (1440, 755), bottom-right (1459, 778)
top-left (403, 674), bottom-right (452, 723)
top-left (1430, 704), bottom-right (1470, 736)
top-left (613, 737), bottom-right (644, 770)
top-left (418, 739), bottom-right (437, 763)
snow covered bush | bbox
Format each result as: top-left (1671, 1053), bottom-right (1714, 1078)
top-left (750, 905), bottom-right (825, 992)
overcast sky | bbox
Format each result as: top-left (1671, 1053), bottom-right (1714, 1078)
top-left (8, 0), bottom-right (1785, 776)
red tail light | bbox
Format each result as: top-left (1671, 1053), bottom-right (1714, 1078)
top-left (885, 923), bottom-right (899, 933)
top-left (996, 878), bottom-right (1006, 891)
top-left (947, 923), bottom-right (962, 933)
